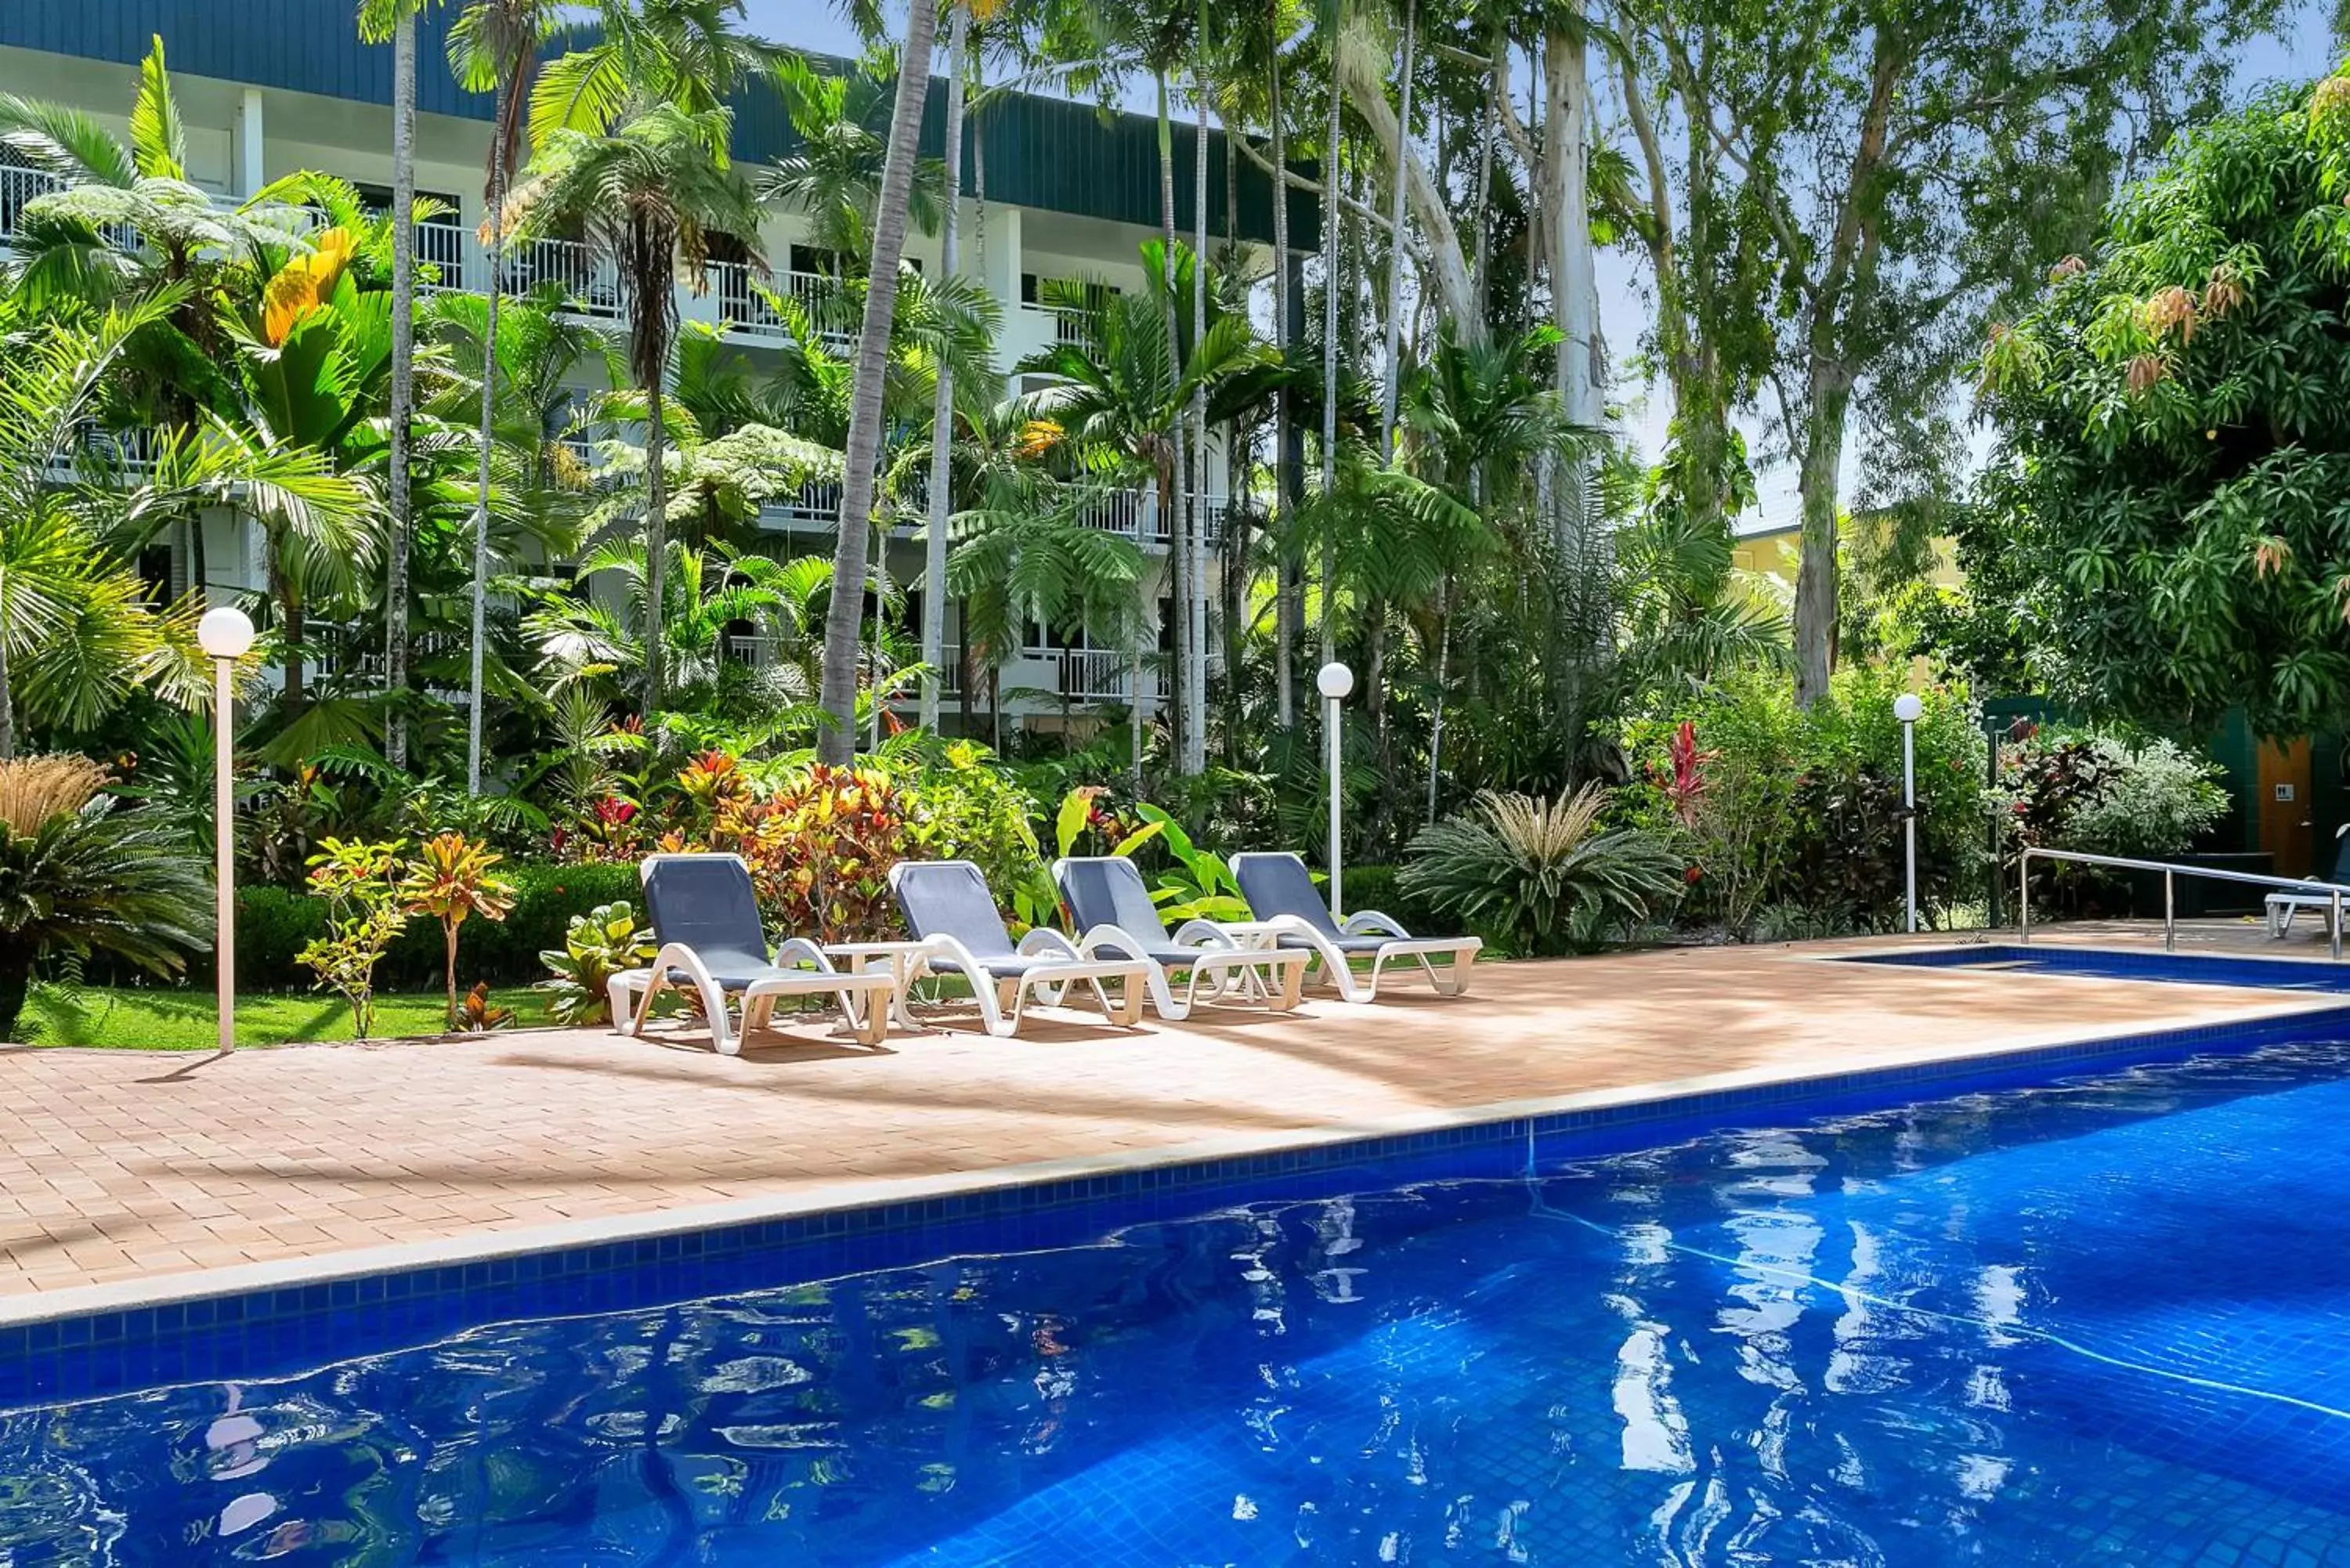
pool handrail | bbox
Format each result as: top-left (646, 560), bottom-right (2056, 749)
top-left (2017, 846), bottom-right (2350, 959)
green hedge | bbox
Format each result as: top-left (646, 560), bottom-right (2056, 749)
top-left (1340, 865), bottom-right (1447, 938)
top-left (216, 862), bottom-right (644, 992)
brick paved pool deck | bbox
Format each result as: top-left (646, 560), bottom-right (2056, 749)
top-left (4, 926), bottom-right (2345, 1317)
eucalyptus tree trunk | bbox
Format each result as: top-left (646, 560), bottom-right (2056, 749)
top-left (1188, 16), bottom-right (1210, 776)
top-left (385, 8), bottom-right (418, 768)
top-left (1153, 70), bottom-right (1191, 772)
top-left (817, 0), bottom-right (938, 764)
top-left (468, 71), bottom-right (508, 796)
top-left (920, 2), bottom-right (969, 733)
top-left (1318, 0), bottom-right (1342, 670)
top-left (1542, 19), bottom-right (1596, 436)
top-left (1268, 20), bottom-right (1296, 731)
top-left (1473, 49), bottom-right (1498, 322)
top-left (1377, 0), bottom-right (1415, 456)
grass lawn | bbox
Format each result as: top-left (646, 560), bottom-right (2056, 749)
top-left (21, 984), bottom-right (550, 1050)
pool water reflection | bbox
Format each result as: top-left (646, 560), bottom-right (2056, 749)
top-left (9, 1040), bottom-right (2350, 1564)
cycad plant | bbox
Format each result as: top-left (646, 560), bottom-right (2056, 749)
top-left (0, 755), bottom-right (209, 1041)
top-left (1401, 784), bottom-right (1683, 956)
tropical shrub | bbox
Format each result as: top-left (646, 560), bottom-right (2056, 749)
top-left (296, 838), bottom-right (412, 1039)
top-left (1991, 728), bottom-right (2231, 910)
top-left (1401, 785), bottom-right (1684, 956)
top-left (399, 833), bottom-right (518, 1028)
top-left (658, 763), bottom-right (909, 942)
top-left (1622, 668), bottom-right (1987, 934)
top-left (0, 756), bottom-right (209, 1042)
top-left (895, 740), bottom-right (1051, 923)
top-left (453, 982), bottom-right (515, 1032)
top-left (537, 900), bottom-right (658, 1027)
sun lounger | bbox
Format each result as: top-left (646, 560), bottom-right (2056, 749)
top-left (1229, 851), bottom-right (1481, 1002)
top-left (1053, 855), bottom-right (1309, 1020)
top-left (2267, 829), bottom-right (2350, 938)
top-left (890, 859), bottom-right (1155, 1037)
top-left (614, 853), bottom-right (896, 1053)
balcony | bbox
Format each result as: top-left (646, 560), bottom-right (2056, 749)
top-left (1076, 490), bottom-right (1230, 549)
top-left (0, 164), bottom-right (66, 251)
top-left (710, 260), bottom-right (790, 343)
top-left (497, 236), bottom-right (627, 322)
top-left (47, 422), bottom-right (164, 482)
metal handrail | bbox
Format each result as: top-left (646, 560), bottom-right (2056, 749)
top-left (2017, 846), bottom-right (2350, 959)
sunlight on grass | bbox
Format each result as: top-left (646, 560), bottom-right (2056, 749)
top-left (21, 985), bottom-right (548, 1050)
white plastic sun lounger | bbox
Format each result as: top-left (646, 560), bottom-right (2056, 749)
top-left (1229, 851), bottom-right (1482, 1003)
top-left (2267, 829), bottom-right (2350, 938)
top-left (613, 853), bottom-right (896, 1053)
top-left (891, 860), bottom-right (1156, 1038)
top-left (1053, 855), bottom-right (1310, 1021)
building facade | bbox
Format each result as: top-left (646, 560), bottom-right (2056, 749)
top-left (0, 2), bottom-right (1315, 731)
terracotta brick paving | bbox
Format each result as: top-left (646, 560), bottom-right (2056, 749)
top-left (2, 936), bottom-right (2342, 1308)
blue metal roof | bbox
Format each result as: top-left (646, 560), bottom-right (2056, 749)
top-left (0, 1), bottom-right (1318, 250)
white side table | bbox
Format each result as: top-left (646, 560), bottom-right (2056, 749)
top-left (822, 940), bottom-right (935, 1030)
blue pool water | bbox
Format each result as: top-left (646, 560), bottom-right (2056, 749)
top-left (1847, 941), bottom-right (2350, 992)
top-left (10, 1039), bottom-right (2350, 1564)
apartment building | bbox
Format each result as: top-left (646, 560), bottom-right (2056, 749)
top-left (0, 2), bottom-right (1317, 728)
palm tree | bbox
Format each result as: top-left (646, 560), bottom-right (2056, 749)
top-left (0, 292), bottom-right (371, 755)
top-left (761, 50), bottom-right (948, 259)
top-left (447, 0), bottom-right (560, 793)
top-left (921, 3), bottom-right (972, 732)
top-left (356, 0), bottom-right (436, 770)
top-left (816, 0), bottom-right (941, 764)
top-left (526, 0), bottom-right (785, 149)
top-left (503, 99), bottom-right (765, 714)
top-left (1020, 251), bottom-right (1266, 777)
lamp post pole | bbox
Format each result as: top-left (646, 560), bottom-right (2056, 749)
top-left (198, 607), bottom-right (255, 1053)
top-left (1895, 693), bottom-right (1924, 934)
top-left (1318, 662), bottom-right (1354, 918)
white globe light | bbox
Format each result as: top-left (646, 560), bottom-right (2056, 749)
top-left (1317, 662), bottom-right (1354, 700)
top-left (197, 605), bottom-right (256, 660)
top-left (1893, 693), bottom-right (1924, 723)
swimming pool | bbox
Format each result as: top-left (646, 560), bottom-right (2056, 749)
top-left (7, 1032), bottom-right (2350, 1564)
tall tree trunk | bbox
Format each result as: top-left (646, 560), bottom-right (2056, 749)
top-left (1153, 70), bottom-right (1191, 774)
top-left (920, 2), bottom-right (968, 733)
top-left (1792, 366), bottom-right (1852, 706)
top-left (817, 0), bottom-right (938, 764)
top-left (1332, 20), bottom-right (1474, 335)
top-left (468, 71), bottom-right (508, 797)
top-left (1188, 20), bottom-right (1210, 776)
top-left (385, 9), bottom-right (418, 768)
top-left (1319, 0), bottom-right (1342, 670)
top-left (1473, 47), bottom-right (1499, 323)
top-left (1378, 0), bottom-right (1415, 454)
top-left (1269, 23), bottom-right (1296, 731)
top-left (1542, 18), bottom-right (1596, 575)
top-left (644, 363), bottom-right (669, 714)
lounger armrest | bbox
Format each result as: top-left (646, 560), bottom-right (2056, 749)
top-left (1076, 923), bottom-right (1162, 962)
top-left (1017, 927), bottom-right (1083, 959)
top-left (1171, 918), bottom-right (1242, 950)
top-left (1341, 909), bottom-right (1413, 938)
top-left (915, 931), bottom-right (996, 981)
top-left (771, 937), bottom-right (838, 973)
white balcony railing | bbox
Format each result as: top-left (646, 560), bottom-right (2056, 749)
top-left (761, 476), bottom-right (845, 527)
top-left (0, 164), bottom-right (67, 249)
top-left (710, 259), bottom-right (790, 342)
top-left (1074, 490), bottom-right (1229, 549)
top-left (497, 236), bottom-right (627, 320)
top-left (780, 269), bottom-right (854, 349)
top-left (414, 221), bottom-right (468, 294)
top-left (1059, 647), bottom-right (1164, 704)
top-left (47, 422), bottom-right (165, 482)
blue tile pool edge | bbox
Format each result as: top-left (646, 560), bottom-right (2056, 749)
top-left (6, 999), bottom-right (2350, 1410)
top-left (1839, 941), bottom-right (2350, 988)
